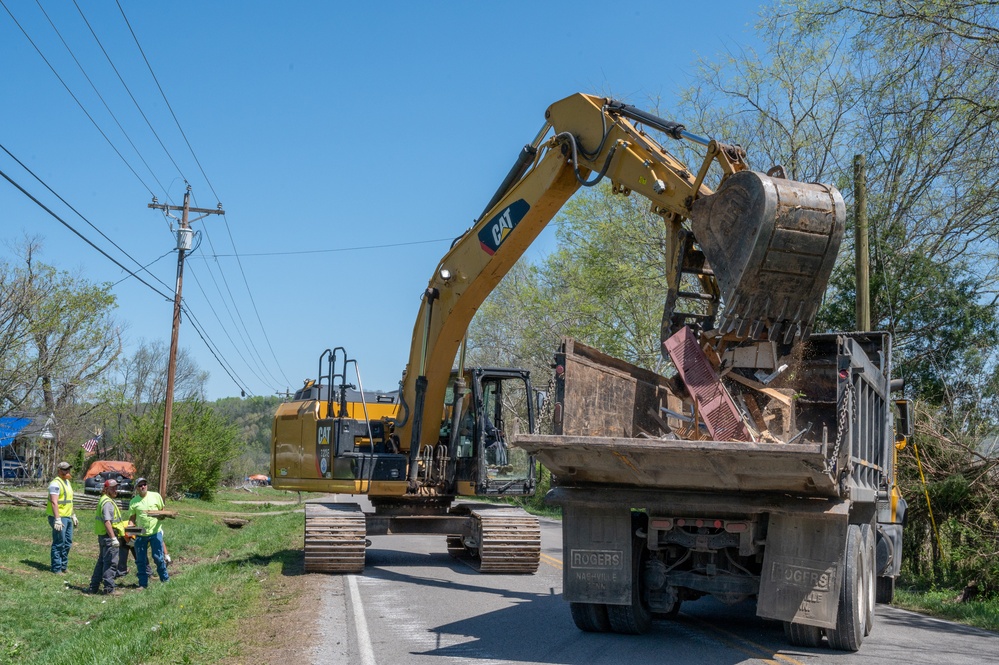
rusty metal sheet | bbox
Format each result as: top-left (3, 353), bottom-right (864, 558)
top-left (513, 434), bottom-right (837, 496)
top-left (556, 338), bottom-right (680, 438)
top-left (664, 327), bottom-right (752, 442)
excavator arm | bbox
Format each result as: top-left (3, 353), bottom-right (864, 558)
top-left (395, 93), bottom-right (844, 460)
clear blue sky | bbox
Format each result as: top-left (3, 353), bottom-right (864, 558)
top-left (1, 1), bottom-right (767, 400)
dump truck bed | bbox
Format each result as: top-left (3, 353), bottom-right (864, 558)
top-left (519, 334), bottom-right (895, 502)
top-left (514, 434), bottom-right (836, 496)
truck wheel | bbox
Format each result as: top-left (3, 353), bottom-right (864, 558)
top-left (607, 515), bottom-right (653, 634)
top-left (783, 621), bottom-right (823, 648)
top-left (826, 524), bottom-right (868, 651)
top-left (861, 524), bottom-right (876, 635)
top-left (876, 576), bottom-right (895, 604)
top-left (570, 602), bottom-right (611, 632)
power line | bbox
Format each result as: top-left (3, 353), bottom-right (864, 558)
top-left (0, 0), bottom-right (155, 196)
top-left (73, 0), bottom-right (188, 196)
top-left (32, 0), bottom-right (171, 198)
top-left (191, 220), bottom-right (286, 387)
top-left (1, 150), bottom-right (250, 396)
top-left (0, 164), bottom-right (172, 301)
top-left (1, 142), bottom-right (175, 294)
top-left (216, 215), bottom-right (293, 387)
top-left (187, 262), bottom-right (276, 389)
top-left (181, 303), bottom-right (253, 397)
top-left (115, 0), bottom-right (219, 203)
top-left (205, 237), bottom-right (455, 257)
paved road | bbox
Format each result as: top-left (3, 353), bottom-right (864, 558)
top-left (310, 504), bottom-right (998, 665)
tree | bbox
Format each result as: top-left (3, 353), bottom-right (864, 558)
top-left (0, 239), bottom-right (123, 462)
top-left (119, 340), bottom-right (208, 412)
top-left (468, 183), bottom-right (677, 380)
top-left (126, 400), bottom-right (240, 499)
top-left (0, 255), bottom-right (39, 417)
top-left (212, 395), bottom-right (282, 480)
top-left (18, 243), bottom-right (122, 414)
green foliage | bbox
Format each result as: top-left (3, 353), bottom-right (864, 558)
top-left (125, 401), bottom-right (241, 499)
top-left (211, 395), bottom-right (282, 480)
top-left (72, 447), bottom-right (86, 475)
top-left (467, 183), bottom-right (674, 381)
top-left (894, 587), bottom-right (999, 632)
top-left (502, 464), bottom-right (560, 518)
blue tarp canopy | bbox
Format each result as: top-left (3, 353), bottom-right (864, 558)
top-left (0, 417), bottom-right (32, 448)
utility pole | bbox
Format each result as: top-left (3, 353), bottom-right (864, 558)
top-left (148, 186), bottom-right (224, 496)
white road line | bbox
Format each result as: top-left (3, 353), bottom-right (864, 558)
top-left (347, 574), bottom-right (377, 665)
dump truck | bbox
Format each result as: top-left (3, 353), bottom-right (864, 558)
top-left (515, 335), bottom-right (912, 651)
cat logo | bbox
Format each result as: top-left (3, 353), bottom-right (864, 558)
top-left (478, 199), bottom-right (530, 255)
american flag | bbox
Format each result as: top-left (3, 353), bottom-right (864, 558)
top-left (83, 432), bottom-right (102, 454)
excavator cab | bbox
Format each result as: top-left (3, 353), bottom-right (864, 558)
top-left (444, 367), bottom-right (536, 497)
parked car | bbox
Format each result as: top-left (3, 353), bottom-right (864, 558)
top-left (83, 460), bottom-right (135, 497)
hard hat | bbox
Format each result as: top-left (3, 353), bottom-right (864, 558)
top-left (103, 479), bottom-right (119, 490)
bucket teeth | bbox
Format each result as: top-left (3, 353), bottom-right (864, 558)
top-left (689, 170), bottom-right (845, 346)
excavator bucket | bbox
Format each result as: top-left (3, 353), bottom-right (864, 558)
top-left (690, 170), bottom-right (845, 344)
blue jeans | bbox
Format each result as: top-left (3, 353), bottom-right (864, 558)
top-left (134, 531), bottom-right (169, 587)
top-left (49, 515), bottom-right (73, 572)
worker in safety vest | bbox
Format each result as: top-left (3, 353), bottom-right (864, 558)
top-left (46, 461), bottom-right (78, 574)
top-left (87, 479), bottom-right (124, 595)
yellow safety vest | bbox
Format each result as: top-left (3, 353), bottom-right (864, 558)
top-left (94, 494), bottom-right (122, 536)
top-left (46, 477), bottom-right (74, 517)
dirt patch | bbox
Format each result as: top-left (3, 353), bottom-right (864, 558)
top-left (220, 563), bottom-right (320, 665)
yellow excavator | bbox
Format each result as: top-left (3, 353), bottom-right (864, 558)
top-left (271, 92), bottom-right (845, 574)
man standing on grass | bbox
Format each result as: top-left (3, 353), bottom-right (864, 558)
top-left (129, 478), bottom-right (169, 589)
top-left (46, 461), bottom-right (78, 574)
top-left (88, 479), bottom-right (122, 595)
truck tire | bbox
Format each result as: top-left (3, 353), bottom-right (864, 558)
top-left (876, 576), bottom-right (895, 604)
top-left (783, 621), bottom-right (823, 648)
top-left (861, 524), bottom-right (876, 635)
top-left (607, 514), bottom-right (652, 634)
top-left (570, 602), bottom-right (611, 632)
top-left (826, 525), bottom-right (869, 651)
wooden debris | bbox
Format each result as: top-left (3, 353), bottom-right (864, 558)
top-left (0, 488), bottom-right (46, 507)
top-left (724, 372), bottom-right (793, 406)
top-left (146, 510), bottom-right (178, 519)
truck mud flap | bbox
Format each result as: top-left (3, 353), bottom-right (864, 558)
top-left (562, 503), bottom-right (633, 605)
top-left (756, 504), bottom-right (849, 629)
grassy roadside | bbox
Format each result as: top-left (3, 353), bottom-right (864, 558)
top-left (0, 485), bottom-right (312, 665)
top-left (893, 585), bottom-right (999, 632)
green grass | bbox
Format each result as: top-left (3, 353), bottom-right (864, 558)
top-left (893, 585), bottom-right (999, 632)
top-left (0, 484), bottom-right (306, 665)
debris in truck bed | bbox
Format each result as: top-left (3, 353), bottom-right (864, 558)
top-left (663, 327), bottom-right (752, 442)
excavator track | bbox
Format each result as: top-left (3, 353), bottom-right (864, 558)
top-left (303, 502), bottom-right (366, 573)
top-left (448, 504), bottom-right (541, 573)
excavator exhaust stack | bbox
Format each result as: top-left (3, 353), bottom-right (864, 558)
top-left (690, 170), bottom-right (845, 345)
